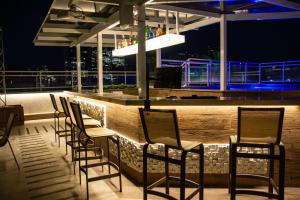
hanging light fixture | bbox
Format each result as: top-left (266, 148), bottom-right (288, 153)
top-left (112, 33), bottom-right (185, 57)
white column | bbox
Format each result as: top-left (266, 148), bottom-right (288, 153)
top-left (137, 4), bottom-right (146, 98)
top-left (76, 44), bottom-right (82, 93)
top-left (220, 14), bottom-right (227, 91)
top-left (156, 49), bottom-right (161, 68)
top-left (136, 55), bottom-right (140, 87)
top-left (97, 33), bottom-right (103, 95)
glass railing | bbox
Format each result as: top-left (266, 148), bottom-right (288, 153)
top-left (1, 70), bottom-right (136, 93)
top-left (161, 59), bottom-right (300, 87)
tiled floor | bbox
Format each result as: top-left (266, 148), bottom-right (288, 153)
top-left (1, 119), bottom-right (300, 200)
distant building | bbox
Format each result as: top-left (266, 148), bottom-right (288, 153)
top-left (64, 47), bottom-right (125, 71)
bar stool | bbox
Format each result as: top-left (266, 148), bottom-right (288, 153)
top-left (229, 107), bottom-right (285, 200)
top-left (59, 96), bottom-right (100, 156)
top-left (70, 102), bottom-right (122, 200)
top-left (0, 113), bottom-right (20, 170)
top-left (50, 94), bottom-right (69, 147)
top-left (139, 108), bottom-right (204, 200)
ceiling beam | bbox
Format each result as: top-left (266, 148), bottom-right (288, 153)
top-left (34, 41), bottom-right (114, 47)
top-left (263, 0), bottom-right (300, 11)
top-left (70, 11), bottom-right (120, 46)
top-left (227, 11), bottom-right (300, 21)
top-left (147, 4), bottom-right (220, 18)
top-left (42, 27), bottom-right (89, 34)
top-left (36, 36), bottom-right (115, 44)
top-left (170, 17), bottom-right (219, 33)
top-left (49, 14), bottom-right (107, 23)
top-left (42, 27), bottom-right (137, 35)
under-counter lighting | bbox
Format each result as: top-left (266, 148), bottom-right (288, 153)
top-left (112, 34), bottom-right (185, 57)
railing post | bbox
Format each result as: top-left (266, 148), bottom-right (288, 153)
top-left (245, 62), bottom-right (248, 83)
top-left (125, 71), bottom-right (127, 86)
top-left (39, 71), bottom-right (42, 91)
top-left (282, 62), bottom-right (285, 83)
top-left (187, 61), bottom-right (190, 86)
top-left (258, 63), bottom-right (262, 84)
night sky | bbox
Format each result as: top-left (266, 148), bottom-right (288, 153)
top-left (1, 1), bottom-right (300, 70)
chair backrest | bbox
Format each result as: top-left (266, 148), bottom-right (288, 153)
top-left (70, 102), bottom-right (90, 143)
top-left (50, 94), bottom-right (59, 111)
top-left (139, 108), bottom-right (181, 148)
top-left (238, 107), bottom-right (284, 144)
top-left (59, 97), bottom-right (70, 118)
top-left (66, 98), bottom-right (76, 125)
top-left (0, 113), bottom-right (15, 147)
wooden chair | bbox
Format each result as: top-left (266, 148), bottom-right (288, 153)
top-left (0, 113), bottom-right (20, 170)
top-left (139, 108), bottom-right (204, 200)
top-left (70, 102), bottom-right (122, 200)
top-left (229, 107), bottom-right (285, 200)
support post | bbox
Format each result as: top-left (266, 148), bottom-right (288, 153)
top-left (97, 33), bottom-right (103, 95)
top-left (136, 55), bottom-right (140, 87)
top-left (76, 44), bottom-right (82, 93)
top-left (156, 49), bottom-right (161, 68)
top-left (220, 13), bottom-right (227, 91)
top-left (137, 4), bottom-right (148, 109)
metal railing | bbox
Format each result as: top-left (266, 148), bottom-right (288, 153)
top-left (1, 70), bottom-right (136, 93)
top-left (1, 59), bottom-right (300, 93)
top-left (161, 59), bottom-right (300, 87)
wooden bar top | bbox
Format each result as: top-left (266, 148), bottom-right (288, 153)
top-left (64, 90), bottom-right (300, 106)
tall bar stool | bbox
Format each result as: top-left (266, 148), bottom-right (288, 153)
top-left (70, 102), bottom-right (122, 200)
top-left (59, 96), bottom-right (100, 156)
top-left (229, 107), bottom-right (285, 200)
top-left (0, 113), bottom-right (20, 170)
top-left (60, 96), bottom-right (103, 176)
top-left (139, 108), bottom-right (204, 200)
top-left (50, 93), bottom-right (69, 147)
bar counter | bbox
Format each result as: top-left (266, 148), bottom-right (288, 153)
top-left (64, 90), bottom-right (300, 187)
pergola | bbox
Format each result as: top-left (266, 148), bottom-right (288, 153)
top-left (34, 0), bottom-right (300, 102)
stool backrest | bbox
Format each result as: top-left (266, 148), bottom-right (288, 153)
top-left (60, 97), bottom-right (70, 118)
top-left (50, 94), bottom-right (59, 111)
top-left (139, 108), bottom-right (181, 148)
top-left (70, 102), bottom-right (90, 144)
top-left (238, 107), bottom-right (284, 144)
top-left (0, 113), bottom-right (15, 147)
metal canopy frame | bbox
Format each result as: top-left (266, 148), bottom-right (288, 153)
top-left (33, 0), bottom-right (300, 107)
top-left (35, 0), bottom-right (300, 47)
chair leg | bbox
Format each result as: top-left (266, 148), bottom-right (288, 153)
top-left (65, 118), bottom-right (68, 155)
top-left (8, 139), bottom-right (20, 171)
top-left (228, 139), bottom-right (232, 194)
top-left (85, 145), bottom-right (89, 200)
top-left (78, 138), bottom-right (82, 184)
top-left (279, 145), bottom-right (285, 200)
top-left (180, 151), bottom-right (187, 200)
top-left (58, 117), bottom-right (60, 147)
top-left (230, 144), bottom-right (237, 200)
top-left (199, 144), bottom-right (204, 200)
top-left (269, 145), bottom-right (275, 197)
top-left (116, 136), bottom-right (122, 192)
top-left (54, 115), bottom-right (57, 142)
top-left (165, 146), bottom-right (170, 195)
top-left (107, 137), bottom-right (111, 175)
top-left (143, 144), bottom-right (149, 200)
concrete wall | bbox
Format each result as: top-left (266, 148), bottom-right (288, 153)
top-left (5, 92), bottom-right (64, 119)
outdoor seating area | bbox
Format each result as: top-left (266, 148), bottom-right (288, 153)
top-left (1, 0), bottom-right (300, 200)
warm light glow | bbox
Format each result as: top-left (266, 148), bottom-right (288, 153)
top-left (112, 34), bottom-right (185, 57)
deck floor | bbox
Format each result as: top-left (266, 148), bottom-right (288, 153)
top-left (1, 119), bottom-right (300, 200)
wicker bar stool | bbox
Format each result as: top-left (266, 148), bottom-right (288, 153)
top-left (229, 107), bottom-right (285, 200)
top-left (71, 102), bottom-right (122, 200)
top-left (139, 108), bottom-right (204, 200)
